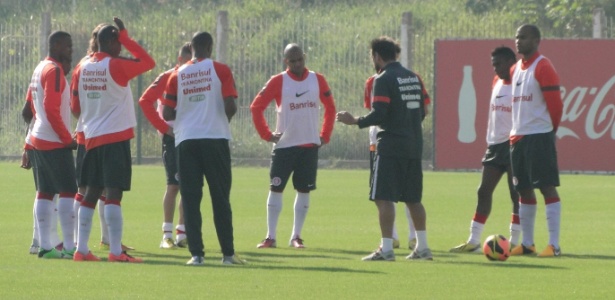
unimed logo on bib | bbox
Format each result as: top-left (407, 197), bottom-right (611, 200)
top-left (434, 39), bottom-right (615, 172)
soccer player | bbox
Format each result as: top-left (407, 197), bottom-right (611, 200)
top-left (71, 17), bottom-right (155, 262)
top-left (27, 30), bottom-right (77, 259)
top-left (509, 25), bottom-right (563, 257)
top-left (162, 31), bottom-right (243, 265)
top-left (450, 46), bottom-right (520, 253)
top-left (139, 42), bottom-right (191, 249)
top-left (364, 71), bottom-right (419, 250)
top-left (71, 23), bottom-right (134, 253)
top-left (337, 36), bottom-right (432, 261)
top-left (21, 93), bottom-right (61, 255)
top-left (250, 43), bottom-right (336, 249)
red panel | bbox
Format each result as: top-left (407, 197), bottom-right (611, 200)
top-left (434, 39), bottom-right (615, 172)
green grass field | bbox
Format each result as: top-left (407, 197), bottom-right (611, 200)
top-left (0, 162), bottom-right (613, 299)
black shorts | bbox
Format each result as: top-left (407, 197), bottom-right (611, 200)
top-left (370, 155), bottom-right (422, 203)
top-left (162, 134), bottom-right (179, 185)
top-left (32, 148), bottom-right (77, 194)
top-left (27, 149), bottom-right (38, 189)
top-left (80, 140), bottom-right (132, 191)
top-left (270, 146), bottom-right (318, 192)
top-left (482, 141), bottom-right (511, 173)
top-left (510, 132), bottom-right (560, 190)
top-left (75, 144), bottom-right (86, 187)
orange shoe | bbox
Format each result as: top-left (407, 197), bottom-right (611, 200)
top-left (108, 251), bottom-right (143, 263)
top-left (537, 245), bottom-right (561, 257)
top-left (100, 241), bottom-right (135, 251)
top-left (256, 237), bottom-right (277, 248)
top-left (510, 244), bottom-right (536, 256)
top-left (73, 251), bottom-right (101, 262)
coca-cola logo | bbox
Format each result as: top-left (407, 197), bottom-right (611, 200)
top-left (559, 75), bottom-right (615, 140)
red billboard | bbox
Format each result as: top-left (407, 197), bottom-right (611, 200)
top-left (434, 39), bottom-right (615, 172)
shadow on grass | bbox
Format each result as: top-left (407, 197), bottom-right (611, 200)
top-left (441, 259), bottom-right (567, 270)
top-left (129, 249), bottom-right (385, 274)
top-left (559, 253), bottom-right (615, 260)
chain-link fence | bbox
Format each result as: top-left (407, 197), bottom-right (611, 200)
top-left (1, 9), bottom-right (611, 165)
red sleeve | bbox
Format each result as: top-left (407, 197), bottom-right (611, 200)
top-left (109, 29), bottom-right (156, 86)
top-left (316, 73), bottom-right (336, 143)
top-left (536, 58), bottom-right (563, 131)
top-left (138, 71), bottom-right (170, 134)
top-left (41, 63), bottom-right (72, 144)
top-left (250, 74), bottom-right (283, 141)
top-left (213, 62), bottom-right (238, 99)
top-left (364, 76), bottom-right (375, 110)
top-left (162, 70), bottom-right (179, 108)
top-left (417, 74), bottom-right (431, 105)
top-left (70, 63), bottom-right (81, 116)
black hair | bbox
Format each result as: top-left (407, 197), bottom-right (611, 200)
top-left (179, 42), bottom-right (192, 58)
top-left (491, 46), bottom-right (516, 61)
top-left (97, 25), bottom-right (119, 48)
top-left (370, 36), bottom-right (400, 61)
top-left (48, 31), bottom-right (71, 48)
top-left (191, 32), bottom-right (213, 53)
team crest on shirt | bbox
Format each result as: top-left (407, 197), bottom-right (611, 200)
top-left (512, 176), bottom-right (518, 186)
top-left (271, 177), bottom-right (282, 186)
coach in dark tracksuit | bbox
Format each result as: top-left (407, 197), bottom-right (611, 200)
top-left (337, 36), bottom-right (433, 261)
top-left (163, 31), bottom-right (243, 265)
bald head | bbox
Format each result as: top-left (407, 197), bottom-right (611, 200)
top-left (283, 43), bottom-right (306, 77)
top-left (515, 24), bottom-right (541, 58)
top-left (518, 24), bottom-right (541, 40)
top-left (284, 43), bottom-right (303, 58)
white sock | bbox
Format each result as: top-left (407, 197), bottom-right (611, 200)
top-left (381, 238), bottom-right (394, 253)
top-left (509, 223), bottom-right (521, 246)
top-left (104, 203), bottom-right (123, 256)
top-left (266, 191), bottom-right (283, 239)
top-left (176, 224), bottom-right (186, 241)
top-left (519, 203), bottom-right (537, 247)
top-left (291, 192), bottom-right (310, 240)
top-left (98, 199), bottom-right (108, 244)
top-left (546, 201), bottom-right (561, 248)
top-left (72, 196), bottom-right (82, 244)
top-left (35, 199), bottom-right (54, 250)
top-left (415, 230), bottom-right (429, 251)
top-left (162, 222), bottom-right (173, 239)
top-left (31, 198), bottom-right (39, 247)
top-left (468, 220), bottom-right (484, 245)
top-left (77, 206), bottom-right (95, 254)
top-left (405, 206), bottom-right (416, 240)
top-left (49, 195), bottom-right (61, 247)
top-left (57, 197), bottom-right (75, 250)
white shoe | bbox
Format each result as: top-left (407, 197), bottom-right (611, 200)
top-left (186, 256), bottom-right (205, 265)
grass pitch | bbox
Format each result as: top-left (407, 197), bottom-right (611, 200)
top-left (0, 163), bottom-right (613, 299)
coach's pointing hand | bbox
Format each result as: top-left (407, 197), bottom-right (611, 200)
top-left (336, 111), bottom-right (358, 125)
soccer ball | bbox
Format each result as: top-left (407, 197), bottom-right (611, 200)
top-left (483, 234), bottom-right (510, 261)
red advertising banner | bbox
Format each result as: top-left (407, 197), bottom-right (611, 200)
top-left (434, 39), bottom-right (615, 172)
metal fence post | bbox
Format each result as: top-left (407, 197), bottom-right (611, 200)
top-left (216, 11), bottom-right (229, 63)
top-left (400, 12), bottom-right (413, 70)
top-left (40, 12), bottom-right (51, 60)
top-left (136, 41), bottom-right (144, 165)
top-left (593, 8), bottom-right (606, 38)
